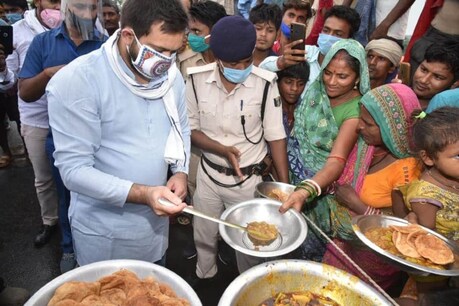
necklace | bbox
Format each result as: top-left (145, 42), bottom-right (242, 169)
top-left (370, 152), bottom-right (389, 168)
top-left (427, 169), bottom-right (459, 190)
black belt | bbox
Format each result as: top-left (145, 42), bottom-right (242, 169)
top-left (202, 154), bottom-right (265, 176)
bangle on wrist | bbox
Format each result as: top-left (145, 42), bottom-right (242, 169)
top-left (303, 179), bottom-right (321, 196)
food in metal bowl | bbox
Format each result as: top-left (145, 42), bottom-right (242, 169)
top-left (256, 182), bottom-right (295, 202)
top-left (260, 291), bottom-right (341, 306)
top-left (48, 269), bottom-right (190, 306)
top-left (364, 225), bottom-right (454, 269)
top-left (267, 189), bottom-right (289, 202)
top-left (218, 260), bottom-right (391, 306)
top-left (246, 221), bottom-right (279, 246)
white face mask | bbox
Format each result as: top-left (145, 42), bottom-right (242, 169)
top-left (127, 32), bottom-right (176, 81)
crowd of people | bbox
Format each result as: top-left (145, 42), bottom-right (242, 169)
top-left (0, 0), bottom-right (458, 305)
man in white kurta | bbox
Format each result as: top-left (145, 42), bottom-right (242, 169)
top-left (46, 0), bottom-right (191, 265)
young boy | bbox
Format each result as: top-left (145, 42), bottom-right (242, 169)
top-left (249, 3), bottom-right (282, 66)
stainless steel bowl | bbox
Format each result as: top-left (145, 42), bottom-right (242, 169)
top-left (352, 215), bottom-right (459, 276)
top-left (25, 259), bottom-right (202, 306)
top-left (218, 260), bottom-right (391, 306)
top-left (255, 181), bottom-right (295, 201)
top-left (219, 198), bottom-right (307, 257)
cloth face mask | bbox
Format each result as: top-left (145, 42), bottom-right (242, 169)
top-left (40, 9), bottom-right (63, 29)
top-left (128, 32), bottom-right (176, 81)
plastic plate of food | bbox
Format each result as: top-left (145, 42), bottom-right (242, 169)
top-left (352, 215), bottom-right (459, 276)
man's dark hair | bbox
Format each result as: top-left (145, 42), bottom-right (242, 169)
top-left (103, 0), bottom-right (120, 14)
top-left (188, 1), bottom-right (227, 30)
top-left (424, 42), bottom-right (459, 81)
top-left (282, 0), bottom-right (312, 19)
top-left (2, 0), bottom-right (28, 10)
top-left (324, 5), bottom-right (361, 38)
top-left (249, 3), bottom-right (282, 31)
top-left (277, 61), bottom-right (310, 82)
top-left (120, 0), bottom-right (188, 36)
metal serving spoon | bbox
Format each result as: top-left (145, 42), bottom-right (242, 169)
top-left (158, 198), bottom-right (278, 244)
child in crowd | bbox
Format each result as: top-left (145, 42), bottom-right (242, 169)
top-left (393, 107), bottom-right (459, 300)
top-left (393, 107), bottom-right (459, 242)
top-left (276, 61), bottom-right (310, 138)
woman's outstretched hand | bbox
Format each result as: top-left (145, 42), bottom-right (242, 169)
top-left (279, 189), bottom-right (309, 213)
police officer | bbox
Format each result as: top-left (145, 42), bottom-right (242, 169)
top-left (186, 15), bottom-right (289, 282)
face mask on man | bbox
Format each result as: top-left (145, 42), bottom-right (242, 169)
top-left (68, 9), bottom-right (95, 40)
top-left (219, 61), bottom-right (253, 84)
top-left (317, 33), bottom-right (342, 55)
top-left (40, 9), bottom-right (63, 29)
top-left (280, 22), bottom-right (291, 39)
top-left (128, 31), bottom-right (176, 81)
top-left (188, 33), bottom-right (210, 53)
top-left (6, 13), bottom-right (23, 24)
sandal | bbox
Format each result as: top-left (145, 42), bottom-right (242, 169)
top-left (0, 155), bottom-right (12, 168)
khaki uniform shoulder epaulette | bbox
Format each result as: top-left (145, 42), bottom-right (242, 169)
top-left (177, 48), bottom-right (198, 62)
top-left (187, 62), bottom-right (216, 76)
top-left (252, 65), bottom-right (277, 83)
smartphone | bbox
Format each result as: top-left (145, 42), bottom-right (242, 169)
top-left (290, 22), bottom-right (306, 50)
top-left (0, 25), bottom-right (13, 55)
top-left (398, 62), bottom-right (411, 86)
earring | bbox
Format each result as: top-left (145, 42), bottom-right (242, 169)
top-left (353, 82), bottom-right (359, 90)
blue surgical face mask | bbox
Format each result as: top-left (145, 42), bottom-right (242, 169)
top-left (220, 61), bottom-right (253, 84)
top-left (188, 33), bottom-right (210, 53)
top-left (280, 22), bottom-right (291, 39)
top-left (6, 13), bottom-right (23, 24)
top-left (317, 33), bottom-right (342, 55)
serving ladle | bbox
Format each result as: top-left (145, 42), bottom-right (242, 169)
top-left (158, 198), bottom-right (278, 245)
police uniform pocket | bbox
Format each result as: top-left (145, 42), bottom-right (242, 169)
top-left (199, 100), bottom-right (217, 131)
top-left (240, 103), bottom-right (261, 134)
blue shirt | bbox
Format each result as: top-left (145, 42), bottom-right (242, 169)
top-left (19, 23), bottom-right (105, 80)
top-left (46, 44), bottom-right (191, 265)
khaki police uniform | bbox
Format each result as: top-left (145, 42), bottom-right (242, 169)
top-left (186, 62), bottom-right (286, 278)
top-left (178, 49), bottom-right (208, 78)
top-left (177, 49), bottom-right (209, 198)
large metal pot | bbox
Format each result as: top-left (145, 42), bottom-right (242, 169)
top-left (218, 260), bottom-right (391, 306)
top-left (25, 259), bottom-right (202, 306)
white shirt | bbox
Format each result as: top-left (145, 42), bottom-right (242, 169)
top-left (7, 9), bottom-right (49, 128)
top-left (0, 68), bottom-right (16, 91)
top-left (376, 0), bottom-right (410, 40)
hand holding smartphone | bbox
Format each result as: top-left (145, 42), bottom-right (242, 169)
top-left (290, 22), bottom-right (306, 50)
top-left (398, 62), bottom-right (411, 86)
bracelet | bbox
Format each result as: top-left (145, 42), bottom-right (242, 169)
top-left (304, 179), bottom-right (322, 196)
top-left (364, 206), bottom-right (373, 215)
top-left (364, 206), bottom-right (382, 215)
top-left (328, 155), bottom-right (347, 164)
top-left (295, 183), bottom-right (317, 202)
top-left (295, 184), bottom-right (316, 198)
